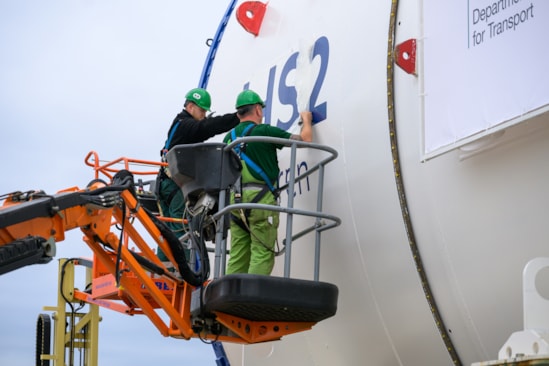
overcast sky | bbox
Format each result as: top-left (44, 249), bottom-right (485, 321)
top-left (0, 1), bottom-right (231, 365)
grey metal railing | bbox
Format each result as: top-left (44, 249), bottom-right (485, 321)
top-left (211, 137), bottom-right (340, 281)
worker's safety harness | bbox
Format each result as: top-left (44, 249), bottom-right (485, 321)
top-left (230, 124), bottom-right (279, 234)
top-left (155, 119), bottom-right (181, 205)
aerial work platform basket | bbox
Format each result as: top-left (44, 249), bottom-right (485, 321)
top-left (166, 138), bottom-right (341, 342)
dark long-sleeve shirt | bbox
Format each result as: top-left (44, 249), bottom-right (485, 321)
top-left (162, 110), bottom-right (239, 153)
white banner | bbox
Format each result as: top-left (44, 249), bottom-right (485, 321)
top-left (423, 0), bottom-right (549, 155)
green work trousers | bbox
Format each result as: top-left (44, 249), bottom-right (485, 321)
top-left (157, 176), bottom-right (185, 261)
top-left (226, 188), bottom-right (279, 275)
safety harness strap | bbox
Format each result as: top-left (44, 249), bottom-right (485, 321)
top-left (156, 119), bottom-right (180, 209)
top-left (230, 124), bottom-right (277, 195)
top-left (161, 120), bottom-right (181, 160)
top-left (229, 124), bottom-right (278, 234)
top-left (230, 184), bottom-right (271, 233)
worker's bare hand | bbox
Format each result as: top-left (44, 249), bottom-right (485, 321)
top-left (300, 111), bottom-right (313, 125)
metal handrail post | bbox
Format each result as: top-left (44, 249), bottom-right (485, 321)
top-left (314, 164), bottom-right (326, 281)
top-left (283, 142), bottom-right (298, 278)
top-left (213, 189), bottom-right (227, 279)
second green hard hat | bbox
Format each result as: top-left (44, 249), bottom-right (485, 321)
top-left (235, 90), bottom-right (265, 109)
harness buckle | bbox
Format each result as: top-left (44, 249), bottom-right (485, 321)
top-left (234, 177), bottom-right (242, 204)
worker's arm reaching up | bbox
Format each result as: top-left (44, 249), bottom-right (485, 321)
top-left (290, 111), bottom-right (313, 142)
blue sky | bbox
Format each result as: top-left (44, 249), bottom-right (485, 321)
top-left (0, 1), bottom-right (230, 364)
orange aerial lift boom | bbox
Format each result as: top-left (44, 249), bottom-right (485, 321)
top-left (0, 140), bottom-right (340, 365)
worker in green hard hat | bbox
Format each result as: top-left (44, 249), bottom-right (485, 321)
top-left (224, 89), bottom-right (313, 275)
top-left (156, 87), bottom-right (239, 270)
top-left (234, 89), bottom-right (266, 109)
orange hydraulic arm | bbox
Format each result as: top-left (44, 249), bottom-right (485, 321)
top-left (0, 152), bottom-right (338, 346)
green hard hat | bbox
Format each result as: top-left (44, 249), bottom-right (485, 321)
top-left (235, 90), bottom-right (265, 109)
top-left (185, 88), bottom-right (211, 111)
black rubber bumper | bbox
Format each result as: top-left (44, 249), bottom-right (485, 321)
top-left (202, 274), bottom-right (338, 323)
